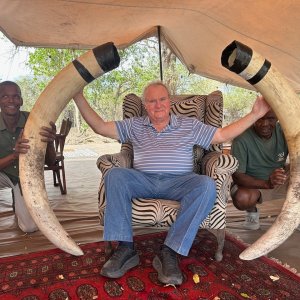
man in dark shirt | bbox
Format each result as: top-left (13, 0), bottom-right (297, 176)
top-left (231, 110), bottom-right (289, 230)
top-left (0, 81), bottom-right (56, 232)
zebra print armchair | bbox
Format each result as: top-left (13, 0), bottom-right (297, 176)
top-left (97, 91), bottom-right (238, 261)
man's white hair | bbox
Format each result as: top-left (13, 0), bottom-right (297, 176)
top-left (142, 81), bottom-right (171, 103)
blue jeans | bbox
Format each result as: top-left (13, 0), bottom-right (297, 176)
top-left (103, 168), bottom-right (216, 256)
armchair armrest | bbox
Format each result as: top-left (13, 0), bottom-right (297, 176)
top-left (97, 150), bottom-right (133, 221)
top-left (202, 151), bottom-right (239, 207)
top-left (200, 152), bottom-right (239, 231)
top-left (202, 151), bottom-right (238, 178)
top-left (96, 150), bottom-right (133, 176)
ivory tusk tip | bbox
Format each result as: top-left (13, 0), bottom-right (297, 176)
top-left (70, 247), bottom-right (84, 256)
top-left (239, 250), bottom-right (259, 261)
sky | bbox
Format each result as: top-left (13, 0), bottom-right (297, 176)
top-left (0, 34), bottom-right (31, 80)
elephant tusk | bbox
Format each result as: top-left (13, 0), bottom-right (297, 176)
top-left (19, 42), bottom-right (120, 256)
top-left (221, 41), bottom-right (300, 260)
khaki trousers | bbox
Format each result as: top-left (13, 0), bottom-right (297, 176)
top-left (0, 171), bottom-right (38, 232)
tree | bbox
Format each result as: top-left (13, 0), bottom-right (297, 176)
top-left (16, 76), bottom-right (41, 111)
top-left (222, 86), bottom-right (257, 125)
top-left (28, 48), bottom-right (83, 128)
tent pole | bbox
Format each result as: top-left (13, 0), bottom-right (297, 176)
top-left (158, 26), bottom-right (163, 82)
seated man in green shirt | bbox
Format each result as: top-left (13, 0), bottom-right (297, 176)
top-left (0, 81), bottom-right (56, 232)
top-left (230, 110), bottom-right (290, 230)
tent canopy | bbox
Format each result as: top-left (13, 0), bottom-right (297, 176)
top-left (0, 0), bottom-right (299, 92)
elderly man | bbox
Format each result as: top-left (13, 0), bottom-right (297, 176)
top-left (230, 110), bottom-right (289, 230)
top-left (0, 81), bottom-right (56, 233)
top-left (73, 81), bottom-right (270, 285)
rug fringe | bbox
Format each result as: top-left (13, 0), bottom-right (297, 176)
top-left (269, 257), bottom-right (300, 277)
top-left (225, 229), bottom-right (300, 277)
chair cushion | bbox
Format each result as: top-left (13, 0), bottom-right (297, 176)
top-left (205, 90), bottom-right (223, 127)
top-left (170, 95), bottom-right (206, 121)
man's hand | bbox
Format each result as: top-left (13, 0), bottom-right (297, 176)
top-left (12, 129), bottom-right (30, 159)
top-left (13, 122), bottom-right (56, 160)
top-left (39, 121), bottom-right (56, 143)
top-left (268, 168), bottom-right (288, 188)
top-left (251, 95), bottom-right (271, 119)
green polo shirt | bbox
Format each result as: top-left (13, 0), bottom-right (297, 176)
top-left (231, 123), bottom-right (288, 180)
top-left (0, 111), bottom-right (29, 184)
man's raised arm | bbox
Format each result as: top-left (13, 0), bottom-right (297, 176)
top-left (212, 96), bottom-right (270, 144)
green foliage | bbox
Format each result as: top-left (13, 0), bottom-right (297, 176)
top-left (27, 48), bottom-right (85, 124)
top-left (27, 48), bottom-right (84, 90)
top-left (28, 48), bottom-right (83, 77)
top-left (223, 86), bottom-right (257, 125)
top-left (16, 76), bottom-right (41, 111)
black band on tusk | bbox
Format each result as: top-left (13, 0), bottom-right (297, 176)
top-left (72, 59), bottom-right (95, 83)
top-left (72, 42), bottom-right (120, 83)
top-left (93, 42), bottom-right (120, 73)
top-left (248, 59), bottom-right (271, 85)
top-left (221, 40), bottom-right (253, 74)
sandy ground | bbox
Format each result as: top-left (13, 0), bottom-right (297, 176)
top-left (64, 140), bottom-right (121, 159)
top-left (64, 126), bottom-right (122, 157)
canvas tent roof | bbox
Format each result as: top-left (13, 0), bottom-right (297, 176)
top-left (0, 0), bottom-right (299, 93)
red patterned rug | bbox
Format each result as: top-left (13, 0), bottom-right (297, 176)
top-left (1, 230), bottom-right (299, 300)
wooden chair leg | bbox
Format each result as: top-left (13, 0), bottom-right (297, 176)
top-left (60, 160), bottom-right (67, 195)
top-left (45, 118), bottom-right (72, 195)
top-left (48, 163), bottom-right (67, 195)
top-left (54, 169), bottom-right (64, 195)
top-left (11, 189), bottom-right (15, 212)
top-left (53, 170), bottom-right (58, 186)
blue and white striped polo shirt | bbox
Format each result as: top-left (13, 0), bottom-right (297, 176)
top-left (116, 114), bottom-right (217, 174)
